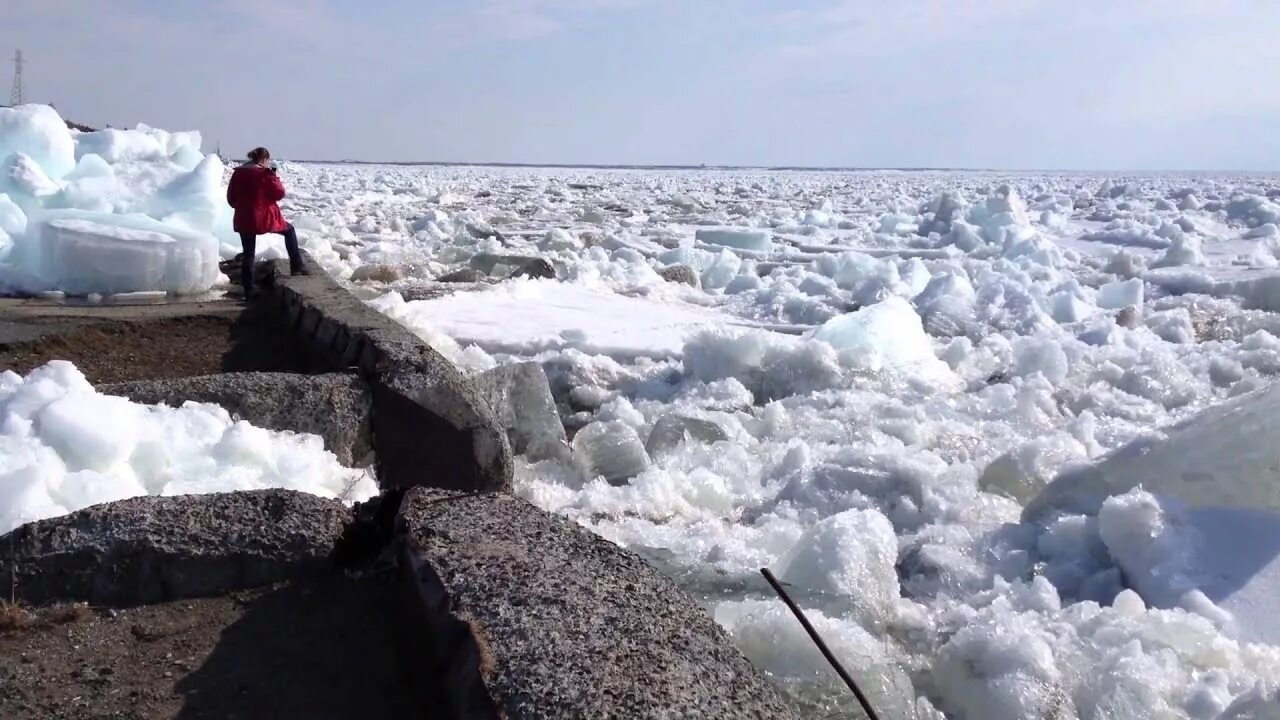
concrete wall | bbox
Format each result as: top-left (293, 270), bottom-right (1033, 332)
top-left (259, 255), bottom-right (513, 494)
top-left (102, 372), bottom-right (374, 467)
top-left (253, 256), bottom-right (798, 719)
top-left (2, 490), bottom-right (350, 607)
top-left (394, 487), bottom-right (800, 720)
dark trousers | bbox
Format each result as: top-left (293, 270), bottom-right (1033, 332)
top-left (238, 223), bottom-right (303, 294)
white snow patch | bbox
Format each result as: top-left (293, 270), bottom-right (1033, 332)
top-left (385, 279), bottom-right (747, 360)
top-left (0, 361), bottom-right (375, 536)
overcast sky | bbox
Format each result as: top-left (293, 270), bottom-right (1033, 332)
top-left (5, 0), bottom-right (1280, 170)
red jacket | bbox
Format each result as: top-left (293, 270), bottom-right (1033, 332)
top-left (226, 164), bottom-right (287, 234)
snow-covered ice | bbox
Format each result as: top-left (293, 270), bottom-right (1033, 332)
top-left (1027, 380), bottom-right (1280, 520)
top-left (809, 295), bottom-right (958, 385)
top-left (696, 228), bottom-right (774, 253)
top-left (0, 361), bottom-right (376, 536)
top-left (378, 279), bottom-right (753, 360)
top-left (0, 104), bottom-right (338, 296)
top-left (24, 211), bottom-right (221, 296)
top-left (229, 160), bottom-right (1280, 718)
top-left (0, 105), bottom-right (76, 181)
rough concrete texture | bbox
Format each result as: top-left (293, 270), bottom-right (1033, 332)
top-left (264, 255), bottom-right (513, 493)
top-left (0, 490), bottom-right (350, 607)
top-left (658, 264), bottom-right (700, 287)
top-left (473, 362), bottom-right (569, 462)
top-left (397, 488), bottom-right (799, 720)
top-left (101, 372), bottom-right (374, 467)
top-left (376, 367), bottom-right (513, 493)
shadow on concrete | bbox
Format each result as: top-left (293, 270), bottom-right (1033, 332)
top-left (0, 296), bottom-right (322, 383)
top-left (220, 301), bottom-right (319, 374)
top-left (174, 576), bottom-right (422, 720)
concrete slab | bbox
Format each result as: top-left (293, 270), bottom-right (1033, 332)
top-left (397, 487), bottom-right (800, 720)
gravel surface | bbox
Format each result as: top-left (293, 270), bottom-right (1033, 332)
top-left (0, 576), bottom-right (417, 720)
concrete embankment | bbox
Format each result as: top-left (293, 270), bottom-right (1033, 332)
top-left (395, 487), bottom-right (798, 719)
top-left (0, 254), bottom-right (798, 720)
top-left (260, 255), bottom-right (514, 494)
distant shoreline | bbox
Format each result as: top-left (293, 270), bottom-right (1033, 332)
top-left (287, 159), bottom-right (1280, 175)
top-left (291, 159), bottom-right (979, 172)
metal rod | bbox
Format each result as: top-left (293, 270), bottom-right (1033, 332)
top-left (760, 567), bottom-right (883, 720)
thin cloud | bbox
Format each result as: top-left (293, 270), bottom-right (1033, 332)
top-left (3, 0), bottom-right (1277, 168)
top-left (472, 0), bottom-right (657, 39)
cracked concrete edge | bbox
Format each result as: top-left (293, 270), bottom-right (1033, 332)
top-left (260, 254), bottom-right (513, 493)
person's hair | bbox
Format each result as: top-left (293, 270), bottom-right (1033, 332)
top-left (247, 147), bottom-right (271, 163)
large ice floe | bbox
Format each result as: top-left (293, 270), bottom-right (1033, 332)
top-left (0, 104), bottom-right (229, 295)
top-left (263, 162), bottom-right (1280, 719)
top-left (0, 361), bottom-right (377, 536)
top-left (0, 104), bottom-right (352, 296)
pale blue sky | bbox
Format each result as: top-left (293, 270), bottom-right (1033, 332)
top-left (5, 0), bottom-right (1280, 170)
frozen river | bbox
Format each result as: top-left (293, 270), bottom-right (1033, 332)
top-left (261, 164), bottom-right (1280, 719)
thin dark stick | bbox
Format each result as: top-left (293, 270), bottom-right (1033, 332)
top-left (760, 567), bottom-right (882, 720)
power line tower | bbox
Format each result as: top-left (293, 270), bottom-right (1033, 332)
top-left (10, 49), bottom-right (24, 106)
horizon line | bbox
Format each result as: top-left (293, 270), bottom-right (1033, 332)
top-left (281, 158), bottom-right (1280, 175)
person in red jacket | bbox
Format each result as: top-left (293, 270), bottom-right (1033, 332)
top-left (225, 147), bottom-right (304, 297)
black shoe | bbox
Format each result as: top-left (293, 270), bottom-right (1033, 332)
top-left (290, 265), bottom-right (307, 277)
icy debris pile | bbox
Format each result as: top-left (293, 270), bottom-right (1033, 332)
top-left (0, 361), bottom-right (376, 536)
top-left (572, 421), bottom-right (650, 485)
top-left (0, 104), bottom-right (227, 296)
top-left (644, 413), bottom-right (729, 458)
top-left (716, 599), bottom-right (921, 720)
top-left (1026, 379), bottom-right (1280, 520)
top-left (1095, 489), bottom-right (1205, 612)
top-left (809, 295), bottom-right (957, 384)
top-left (779, 508), bottom-right (901, 622)
top-left (0, 104), bottom-right (77, 183)
top-left (264, 162), bottom-right (1280, 717)
top-left (973, 183), bottom-right (1036, 246)
top-left (75, 124), bottom-right (205, 168)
